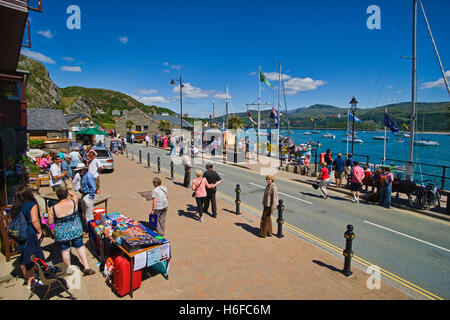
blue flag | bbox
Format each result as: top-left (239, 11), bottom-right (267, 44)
top-left (348, 111), bottom-right (361, 123)
top-left (270, 107), bottom-right (279, 128)
top-left (384, 112), bottom-right (399, 133)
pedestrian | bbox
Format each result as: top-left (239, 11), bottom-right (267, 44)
top-left (131, 133), bottom-right (135, 144)
top-left (72, 163), bottom-right (84, 193)
top-left (47, 187), bottom-right (95, 276)
top-left (49, 155), bottom-right (64, 192)
top-left (345, 153), bottom-right (354, 185)
top-left (350, 161), bottom-right (364, 203)
top-left (259, 175), bottom-right (278, 238)
top-left (192, 170), bottom-right (212, 222)
top-left (203, 163), bottom-right (222, 218)
top-left (88, 150), bottom-right (104, 195)
top-left (10, 186), bottom-right (45, 290)
top-left (122, 136), bottom-right (127, 151)
top-left (145, 134), bottom-right (150, 147)
top-left (61, 155), bottom-right (74, 190)
top-left (324, 149), bottom-right (333, 178)
top-left (182, 153), bottom-right (193, 188)
top-left (379, 167), bottom-right (394, 208)
top-left (79, 161), bottom-right (96, 237)
top-left (151, 177), bottom-right (168, 236)
top-left (315, 162), bottom-right (330, 200)
top-left (333, 153), bottom-right (346, 188)
top-left (69, 147), bottom-right (82, 171)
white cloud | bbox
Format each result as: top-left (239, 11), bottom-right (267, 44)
top-left (170, 64), bottom-right (181, 70)
top-left (118, 36), bottom-right (129, 44)
top-left (283, 77), bottom-right (326, 94)
top-left (163, 62), bottom-right (170, 66)
top-left (140, 96), bottom-right (169, 104)
top-left (163, 69), bottom-right (171, 73)
top-left (248, 71), bottom-right (257, 76)
top-left (61, 66), bottom-right (82, 72)
top-left (21, 48), bottom-right (56, 64)
top-left (172, 83), bottom-right (214, 99)
top-left (264, 72), bottom-right (291, 81)
top-left (37, 30), bottom-right (54, 39)
top-left (137, 89), bottom-right (158, 95)
top-left (421, 71), bottom-right (450, 89)
top-left (214, 91), bottom-right (233, 99)
top-left (62, 57), bottom-right (75, 62)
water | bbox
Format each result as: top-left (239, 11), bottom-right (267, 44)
top-left (280, 129), bottom-right (450, 189)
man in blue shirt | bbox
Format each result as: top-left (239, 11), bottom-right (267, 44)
top-left (61, 156), bottom-right (74, 190)
top-left (79, 163), bottom-right (96, 236)
top-left (333, 153), bottom-right (346, 188)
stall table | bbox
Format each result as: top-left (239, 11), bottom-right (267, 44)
top-left (41, 192), bottom-right (112, 213)
top-left (89, 217), bottom-right (171, 298)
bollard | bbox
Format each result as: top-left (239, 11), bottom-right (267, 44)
top-left (170, 161), bottom-right (174, 180)
top-left (147, 153), bottom-right (150, 168)
top-left (157, 156), bottom-right (161, 173)
top-left (235, 184), bottom-right (241, 215)
top-left (276, 199), bottom-right (285, 238)
top-left (139, 150), bottom-right (142, 164)
top-left (342, 224), bottom-right (355, 277)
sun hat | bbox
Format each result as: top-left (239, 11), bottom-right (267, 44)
top-left (74, 163), bottom-right (86, 171)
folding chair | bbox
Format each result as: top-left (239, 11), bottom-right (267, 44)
top-left (28, 255), bottom-right (76, 300)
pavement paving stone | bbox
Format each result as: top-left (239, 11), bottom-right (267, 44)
top-left (0, 153), bottom-right (414, 300)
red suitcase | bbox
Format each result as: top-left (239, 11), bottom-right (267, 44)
top-left (112, 255), bottom-right (142, 297)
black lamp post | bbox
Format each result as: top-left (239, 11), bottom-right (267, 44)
top-left (349, 96), bottom-right (358, 154)
top-left (170, 76), bottom-right (184, 129)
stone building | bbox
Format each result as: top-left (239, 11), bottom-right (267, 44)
top-left (115, 107), bottom-right (159, 136)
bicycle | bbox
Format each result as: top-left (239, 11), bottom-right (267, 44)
top-left (408, 180), bottom-right (441, 210)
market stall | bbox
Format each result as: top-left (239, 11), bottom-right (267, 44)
top-left (89, 212), bottom-right (171, 298)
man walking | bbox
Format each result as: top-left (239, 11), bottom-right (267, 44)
top-left (203, 163), bottom-right (222, 218)
top-left (80, 162), bottom-right (96, 237)
top-left (182, 153), bottom-right (193, 188)
top-left (145, 134), bottom-right (150, 147)
top-left (333, 153), bottom-right (346, 188)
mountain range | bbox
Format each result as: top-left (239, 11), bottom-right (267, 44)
top-left (18, 55), bottom-right (449, 131)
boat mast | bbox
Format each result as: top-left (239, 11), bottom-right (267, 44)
top-left (409, 0), bottom-right (417, 164)
top-left (278, 62), bottom-right (281, 142)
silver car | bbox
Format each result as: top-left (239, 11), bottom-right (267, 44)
top-left (93, 146), bottom-right (114, 172)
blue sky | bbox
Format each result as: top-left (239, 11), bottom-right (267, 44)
top-left (22, 0), bottom-right (450, 118)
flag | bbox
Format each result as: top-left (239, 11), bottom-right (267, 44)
top-left (348, 111), bottom-right (361, 123)
top-left (259, 69), bottom-right (272, 88)
top-left (384, 112), bottom-right (399, 133)
top-left (248, 112), bottom-right (257, 125)
top-left (402, 123), bottom-right (409, 130)
top-left (270, 107), bottom-right (279, 128)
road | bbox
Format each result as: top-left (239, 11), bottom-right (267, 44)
top-left (122, 142), bottom-right (450, 299)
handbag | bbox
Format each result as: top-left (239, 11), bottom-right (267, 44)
top-left (8, 210), bottom-right (28, 242)
top-left (312, 181), bottom-right (319, 190)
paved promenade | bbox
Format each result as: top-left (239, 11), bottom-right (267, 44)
top-left (0, 154), bottom-right (413, 300)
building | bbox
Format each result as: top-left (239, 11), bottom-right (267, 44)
top-left (27, 108), bottom-right (69, 140)
top-left (115, 107), bottom-right (159, 136)
top-left (0, 0), bottom-right (43, 205)
top-left (152, 114), bottom-right (194, 130)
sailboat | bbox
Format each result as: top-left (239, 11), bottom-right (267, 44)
top-left (414, 138), bottom-right (439, 147)
top-left (373, 135), bottom-right (389, 141)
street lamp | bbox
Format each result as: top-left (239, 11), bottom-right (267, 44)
top-left (170, 76), bottom-right (184, 129)
top-left (349, 96), bottom-right (358, 154)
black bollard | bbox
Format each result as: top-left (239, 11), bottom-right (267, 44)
top-left (276, 199), bottom-right (285, 238)
top-left (139, 150), bottom-right (142, 164)
top-left (342, 224), bottom-right (355, 277)
top-left (157, 156), bottom-right (161, 173)
top-left (235, 184), bottom-right (241, 215)
top-left (170, 161), bottom-right (174, 180)
top-left (147, 153), bottom-right (150, 168)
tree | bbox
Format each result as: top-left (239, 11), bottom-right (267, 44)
top-left (125, 120), bottom-right (134, 130)
top-left (158, 120), bottom-right (172, 133)
top-left (228, 115), bottom-right (244, 131)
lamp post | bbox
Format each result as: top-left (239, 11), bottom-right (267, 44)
top-left (349, 96), bottom-right (358, 154)
top-left (170, 76), bottom-right (184, 129)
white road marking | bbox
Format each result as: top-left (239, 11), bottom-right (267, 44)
top-left (364, 220), bottom-right (450, 253)
top-left (249, 182), bottom-right (313, 205)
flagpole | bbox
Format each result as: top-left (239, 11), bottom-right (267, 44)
top-left (278, 62), bottom-right (281, 158)
top-left (383, 108), bottom-right (387, 165)
top-left (346, 109), bottom-right (349, 156)
top-left (258, 66), bottom-right (261, 161)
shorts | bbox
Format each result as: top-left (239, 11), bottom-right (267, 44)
top-left (335, 171), bottom-right (345, 180)
top-left (95, 177), bottom-right (100, 190)
top-left (59, 236), bottom-right (84, 251)
top-left (350, 182), bottom-right (362, 192)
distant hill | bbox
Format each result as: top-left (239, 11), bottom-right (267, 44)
top-left (17, 55), bottom-right (177, 127)
top-left (213, 102), bottom-right (450, 132)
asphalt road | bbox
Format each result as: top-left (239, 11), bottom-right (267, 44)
top-left (123, 142), bottom-right (450, 299)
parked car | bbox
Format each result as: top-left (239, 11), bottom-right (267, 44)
top-left (92, 146), bottom-right (114, 172)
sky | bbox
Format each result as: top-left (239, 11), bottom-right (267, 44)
top-left (21, 0), bottom-right (450, 118)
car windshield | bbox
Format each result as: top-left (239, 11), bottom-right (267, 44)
top-left (95, 150), bottom-right (110, 158)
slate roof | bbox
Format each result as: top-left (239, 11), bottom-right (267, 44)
top-left (152, 115), bottom-right (193, 128)
top-left (27, 108), bottom-right (68, 132)
top-left (64, 112), bottom-right (83, 124)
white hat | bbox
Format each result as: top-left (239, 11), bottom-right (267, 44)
top-left (74, 163), bottom-right (86, 171)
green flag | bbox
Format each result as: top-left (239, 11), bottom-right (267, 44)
top-left (259, 69), bottom-right (272, 87)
